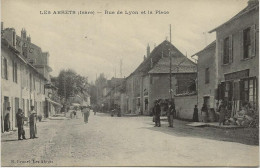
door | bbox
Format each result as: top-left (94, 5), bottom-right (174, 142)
top-left (14, 98), bottom-right (19, 127)
top-left (2, 97), bottom-right (9, 132)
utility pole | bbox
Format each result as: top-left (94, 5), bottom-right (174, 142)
top-left (169, 24), bottom-right (173, 100)
top-left (169, 49), bottom-right (172, 100)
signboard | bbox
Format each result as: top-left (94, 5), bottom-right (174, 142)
top-left (224, 69), bottom-right (249, 81)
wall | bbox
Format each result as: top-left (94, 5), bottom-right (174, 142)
top-left (197, 43), bottom-right (217, 114)
top-left (175, 95), bottom-right (197, 120)
top-left (1, 45), bottom-right (22, 130)
top-left (216, 8), bottom-right (259, 83)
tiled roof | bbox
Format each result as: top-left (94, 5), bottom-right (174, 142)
top-left (148, 57), bottom-right (197, 74)
top-left (128, 40), bottom-right (188, 77)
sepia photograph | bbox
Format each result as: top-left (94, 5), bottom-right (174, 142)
top-left (1, 0), bottom-right (259, 167)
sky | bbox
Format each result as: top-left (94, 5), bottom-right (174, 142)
top-left (1, 0), bottom-right (248, 82)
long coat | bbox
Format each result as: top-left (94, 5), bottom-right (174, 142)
top-left (4, 112), bottom-right (10, 131)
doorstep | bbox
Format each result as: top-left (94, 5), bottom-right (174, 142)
top-left (187, 122), bottom-right (244, 129)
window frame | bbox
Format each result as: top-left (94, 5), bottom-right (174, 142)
top-left (205, 67), bottom-right (210, 84)
top-left (223, 36), bottom-right (230, 64)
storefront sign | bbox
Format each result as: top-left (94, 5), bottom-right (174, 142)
top-left (224, 69), bottom-right (249, 81)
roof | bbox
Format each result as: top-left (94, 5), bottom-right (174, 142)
top-left (191, 41), bottom-right (216, 57)
top-left (148, 57), bottom-right (197, 74)
top-left (1, 38), bottom-right (48, 81)
top-left (127, 40), bottom-right (187, 77)
top-left (209, 2), bottom-right (259, 33)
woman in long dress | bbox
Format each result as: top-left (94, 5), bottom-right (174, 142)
top-left (218, 101), bottom-right (226, 126)
top-left (82, 106), bottom-right (90, 123)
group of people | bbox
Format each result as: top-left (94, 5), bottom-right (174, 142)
top-left (4, 106), bottom-right (38, 140)
top-left (153, 99), bottom-right (176, 128)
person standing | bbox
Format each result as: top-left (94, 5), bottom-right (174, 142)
top-left (4, 107), bottom-right (11, 132)
top-left (154, 100), bottom-right (161, 127)
top-left (218, 101), bottom-right (226, 126)
top-left (167, 101), bottom-right (175, 127)
top-left (29, 106), bottom-right (37, 139)
top-left (193, 105), bottom-right (199, 122)
top-left (16, 108), bottom-right (26, 140)
top-left (82, 106), bottom-right (90, 123)
top-left (201, 103), bottom-right (208, 123)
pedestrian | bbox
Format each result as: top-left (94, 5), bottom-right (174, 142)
top-left (82, 106), bottom-right (90, 123)
top-left (193, 105), bottom-right (199, 122)
top-left (152, 101), bottom-right (157, 124)
top-left (218, 101), bottom-right (226, 126)
top-left (16, 108), bottom-right (26, 140)
top-left (154, 100), bottom-right (161, 127)
top-left (73, 110), bottom-right (77, 119)
top-left (4, 106), bottom-right (11, 132)
top-left (29, 106), bottom-right (37, 139)
top-left (201, 103), bottom-right (208, 123)
top-left (167, 101), bottom-right (175, 127)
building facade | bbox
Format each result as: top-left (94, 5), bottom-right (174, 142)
top-left (124, 40), bottom-right (197, 119)
top-left (193, 41), bottom-right (217, 121)
top-left (1, 24), bottom-right (59, 132)
top-left (210, 0), bottom-right (259, 117)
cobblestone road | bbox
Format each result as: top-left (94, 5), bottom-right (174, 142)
top-left (1, 111), bottom-right (259, 166)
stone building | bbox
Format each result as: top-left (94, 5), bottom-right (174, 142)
top-left (1, 24), bottom-right (59, 132)
top-left (124, 40), bottom-right (197, 119)
top-left (209, 0), bottom-right (259, 117)
top-left (192, 41), bottom-right (217, 121)
top-left (193, 0), bottom-right (259, 122)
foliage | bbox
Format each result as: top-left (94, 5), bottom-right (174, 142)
top-left (53, 69), bottom-right (88, 103)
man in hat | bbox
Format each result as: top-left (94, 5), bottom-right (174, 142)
top-left (16, 108), bottom-right (26, 140)
top-left (29, 106), bottom-right (37, 139)
top-left (4, 106), bottom-right (11, 132)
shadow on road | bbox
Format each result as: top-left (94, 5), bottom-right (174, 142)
top-left (1, 139), bottom-right (23, 142)
top-left (142, 120), bottom-right (259, 146)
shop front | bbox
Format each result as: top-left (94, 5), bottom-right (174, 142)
top-left (217, 69), bottom-right (258, 117)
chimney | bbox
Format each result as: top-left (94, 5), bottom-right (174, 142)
top-left (143, 55), bottom-right (146, 61)
top-left (27, 35), bottom-right (31, 43)
top-left (147, 44), bottom-right (150, 57)
top-left (150, 58), bottom-right (153, 68)
top-left (248, 0), bottom-right (258, 7)
top-left (1, 22), bottom-right (3, 32)
top-left (21, 28), bottom-right (27, 39)
top-left (12, 29), bottom-right (16, 47)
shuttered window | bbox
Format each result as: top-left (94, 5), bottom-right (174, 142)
top-left (242, 25), bottom-right (256, 59)
top-left (2, 57), bottom-right (8, 80)
top-left (243, 27), bottom-right (251, 59)
top-left (223, 37), bottom-right (230, 64)
top-left (205, 68), bottom-right (210, 84)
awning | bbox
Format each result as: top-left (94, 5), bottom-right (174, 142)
top-left (46, 98), bottom-right (62, 107)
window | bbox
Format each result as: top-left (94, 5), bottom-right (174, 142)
top-left (1, 57), bottom-right (8, 80)
top-left (13, 61), bottom-right (18, 83)
top-left (243, 27), bottom-right (251, 59)
top-left (223, 37), bottom-right (230, 64)
top-left (241, 77), bottom-right (257, 110)
top-left (205, 68), bottom-right (210, 84)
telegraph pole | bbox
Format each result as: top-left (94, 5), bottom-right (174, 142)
top-left (169, 24), bottom-right (173, 100)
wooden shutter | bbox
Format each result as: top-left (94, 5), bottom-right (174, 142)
top-left (251, 24), bottom-right (256, 57)
top-left (219, 39), bottom-right (223, 64)
top-left (1, 57), bottom-right (4, 78)
top-left (240, 30), bottom-right (244, 59)
top-left (229, 35), bottom-right (233, 63)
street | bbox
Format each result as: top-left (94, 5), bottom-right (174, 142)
top-left (1, 111), bottom-right (259, 167)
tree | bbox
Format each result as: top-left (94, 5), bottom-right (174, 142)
top-left (53, 69), bottom-right (89, 104)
